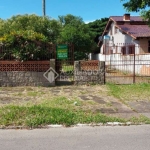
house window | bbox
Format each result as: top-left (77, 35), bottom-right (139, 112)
top-left (148, 41), bottom-right (150, 53)
top-left (121, 45), bottom-right (135, 55)
top-left (128, 45), bottom-right (135, 54)
top-left (121, 46), bottom-right (126, 55)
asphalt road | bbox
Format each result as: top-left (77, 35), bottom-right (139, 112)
top-left (0, 125), bottom-right (150, 150)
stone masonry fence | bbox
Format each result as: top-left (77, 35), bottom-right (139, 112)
top-left (0, 60), bottom-right (105, 86)
top-left (74, 60), bottom-right (105, 85)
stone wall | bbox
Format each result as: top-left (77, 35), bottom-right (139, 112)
top-left (0, 60), bottom-right (105, 86)
top-left (0, 59), bottom-right (55, 87)
top-left (74, 60), bottom-right (105, 85)
top-left (0, 71), bottom-right (50, 86)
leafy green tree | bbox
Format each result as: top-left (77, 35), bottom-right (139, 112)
top-left (0, 14), bottom-right (108, 60)
top-left (0, 15), bottom-right (62, 61)
top-left (0, 14), bottom-right (61, 43)
top-left (0, 19), bottom-right (6, 37)
top-left (58, 14), bottom-right (95, 60)
top-left (87, 18), bottom-right (108, 43)
top-left (0, 30), bottom-right (50, 61)
top-left (60, 24), bottom-right (95, 60)
top-left (86, 18), bottom-right (108, 53)
top-left (121, 0), bottom-right (150, 24)
top-left (58, 14), bottom-right (84, 26)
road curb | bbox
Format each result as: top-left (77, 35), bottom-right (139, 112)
top-left (0, 122), bottom-right (145, 130)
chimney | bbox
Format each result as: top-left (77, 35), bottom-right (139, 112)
top-left (123, 14), bottom-right (130, 21)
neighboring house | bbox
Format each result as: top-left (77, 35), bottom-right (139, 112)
top-left (96, 14), bottom-right (150, 77)
top-left (98, 14), bottom-right (150, 55)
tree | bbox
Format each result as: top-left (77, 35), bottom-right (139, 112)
top-left (0, 14), bottom-right (61, 43)
top-left (86, 18), bottom-right (108, 53)
top-left (0, 15), bottom-right (62, 61)
top-left (58, 14), bottom-right (95, 60)
top-left (0, 19), bottom-right (5, 37)
top-left (87, 18), bottom-right (108, 43)
top-left (58, 14), bottom-right (84, 26)
top-left (0, 14), bottom-right (107, 60)
top-left (121, 0), bottom-right (150, 24)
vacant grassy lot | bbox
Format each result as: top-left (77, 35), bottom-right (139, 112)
top-left (0, 83), bottom-right (150, 128)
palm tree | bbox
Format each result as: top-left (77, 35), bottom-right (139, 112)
top-left (42, 0), bottom-right (46, 17)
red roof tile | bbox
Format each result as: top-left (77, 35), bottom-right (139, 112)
top-left (110, 16), bottom-right (144, 22)
top-left (117, 24), bottom-right (150, 38)
top-left (102, 15), bottom-right (150, 39)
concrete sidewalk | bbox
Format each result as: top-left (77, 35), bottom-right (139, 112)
top-left (49, 85), bottom-right (150, 119)
top-left (0, 85), bottom-right (150, 119)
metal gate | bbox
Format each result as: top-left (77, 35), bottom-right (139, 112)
top-left (105, 44), bottom-right (150, 84)
top-left (55, 44), bottom-right (74, 85)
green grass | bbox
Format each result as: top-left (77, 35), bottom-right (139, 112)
top-left (0, 96), bottom-right (124, 128)
top-left (129, 115), bottom-right (150, 124)
top-left (0, 96), bottom-right (150, 128)
top-left (62, 65), bottom-right (74, 72)
top-left (27, 91), bottom-right (39, 97)
top-left (27, 91), bottom-right (45, 97)
top-left (0, 104), bottom-right (126, 128)
top-left (1, 85), bottom-right (150, 128)
top-left (106, 83), bottom-right (150, 101)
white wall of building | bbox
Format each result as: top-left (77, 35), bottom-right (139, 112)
top-left (105, 53), bottom-right (150, 75)
top-left (100, 22), bottom-right (140, 54)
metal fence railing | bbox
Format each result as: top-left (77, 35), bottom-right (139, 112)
top-left (0, 44), bottom-right (56, 61)
top-left (104, 44), bottom-right (150, 84)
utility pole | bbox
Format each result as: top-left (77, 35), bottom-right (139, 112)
top-left (42, 0), bottom-right (46, 17)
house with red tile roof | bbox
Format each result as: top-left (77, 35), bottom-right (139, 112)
top-left (98, 14), bottom-right (150, 55)
top-left (95, 14), bottom-right (150, 77)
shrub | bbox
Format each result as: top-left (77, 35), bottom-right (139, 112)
top-left (0, 30), bottom-right (51, 61)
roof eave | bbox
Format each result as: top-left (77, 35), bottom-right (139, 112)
top-left (102, 18), bottom-right (115, 37)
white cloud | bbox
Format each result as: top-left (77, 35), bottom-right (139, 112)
top-left (84, 20), bottom-right (95, 24)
